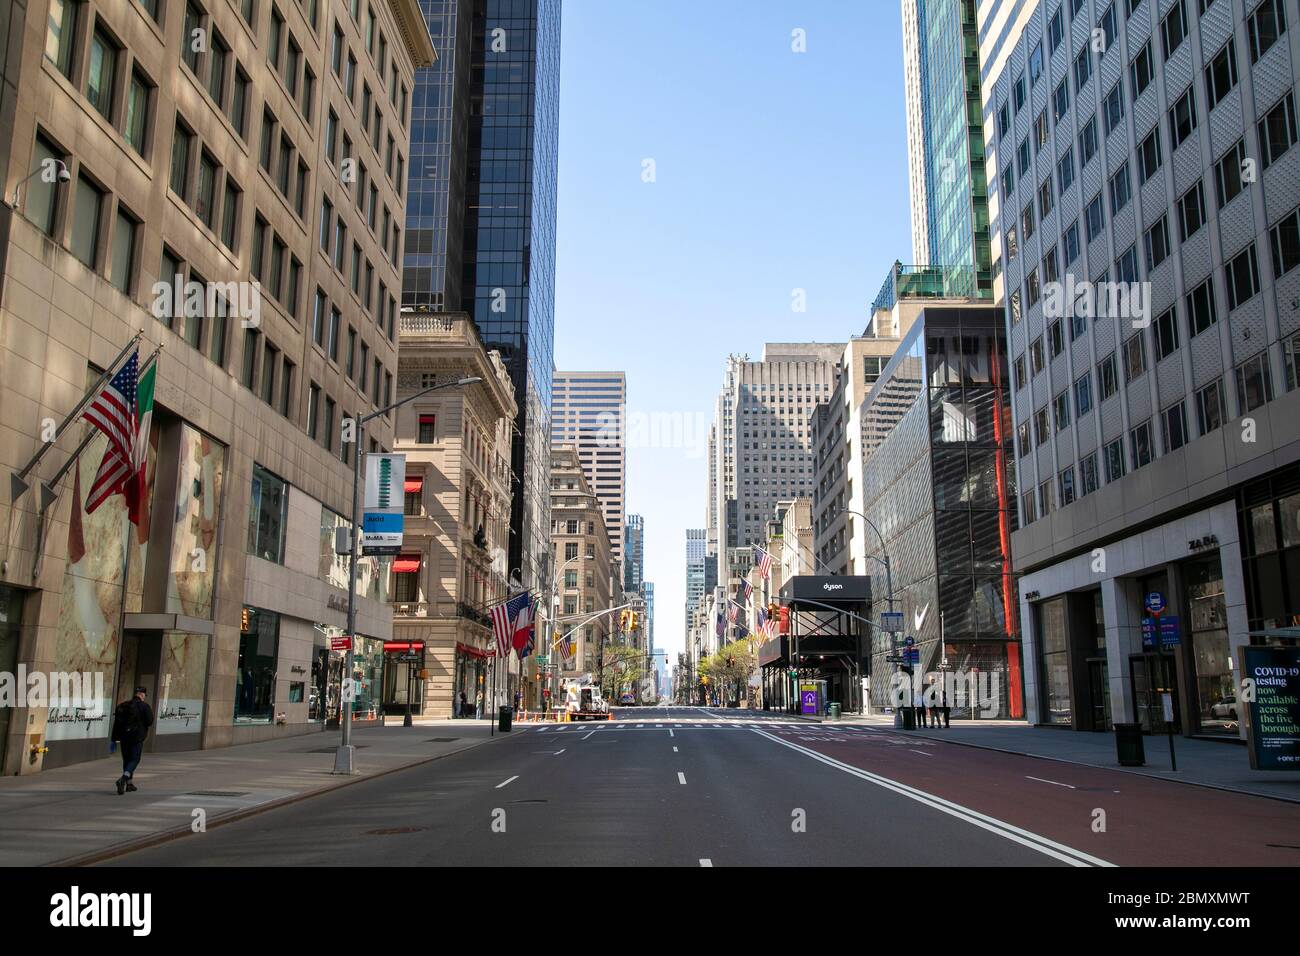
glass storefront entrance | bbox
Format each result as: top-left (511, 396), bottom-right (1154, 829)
top-left (236, 607), bottom-right (279, 722)
top-left (1130, 653), bottom-right (1180, 733)
top-left (1184, 554), bottom-right (1234, 735)
top-left (1037, 597), bottom-right (1071, 724)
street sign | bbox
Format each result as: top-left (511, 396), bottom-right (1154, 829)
top-left (536, 655), bottom-right (549, 665)
top-left (881, 611), bottom-right (904, 632)
top-left (885, 655), bottom-right (906, 664)
top-left (330, 636), bottom-right (352, 652)
top-left (1145, 591), bottom-right (1166, 615)
top-left (1141, 616), bottom-right (1181, 648)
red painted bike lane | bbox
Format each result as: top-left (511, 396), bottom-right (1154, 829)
top-left (764, 727), bottom-right (1300, 866)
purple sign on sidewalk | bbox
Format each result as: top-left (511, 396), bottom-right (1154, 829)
top-left (800, 686), bottom-right (818, 716)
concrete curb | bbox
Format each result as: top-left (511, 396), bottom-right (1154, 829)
top-left (893, 727), bottom-right (1300, 806)
top-left (49, 734), bottom-right (507, 867)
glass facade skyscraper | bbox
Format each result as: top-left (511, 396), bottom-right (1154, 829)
top-left (405, 0), bottom-right (560, 584)
top-left (902, 0), bottom-right (992, 297)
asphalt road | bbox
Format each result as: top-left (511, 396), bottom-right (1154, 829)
top-left (102, 707), bottom-right (1297, 867)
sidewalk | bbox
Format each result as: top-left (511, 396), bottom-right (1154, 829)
top-left (0, 722), bottom-right (501, 866)
top-left (880, 717), bottom-right (1300, 803)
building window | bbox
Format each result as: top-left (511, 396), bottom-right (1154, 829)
top-left (1215, 139), bottom-right (1247, 209)
top-left (1098, 352), bottom-right (1118, 399)
top-left (1204, 39), bottom-right (1238, 112)
top-left (1130, 41), bottom-right (1153, 101)
top-left (170, 121), bottom-right (193, 198)
top-left (1144, 216), bottom-right (1170, 271)
top-left (125, 69), bottom-right (152, 156)
top-left (1109, 161), bottom-right (1131, 214)
top-left (1123, 333), bottom-right (1146, 383)
top-left (1075, 372), bottom-right (1093, 416)
top-left (1225, 244), bottom-right (1260, 311)
top-left (1248, 0), bottom-right (1288, 65)
top-left (1162, 400), bottom-right (1188, 452)
top-left (1038, 479), bottom-right (1054, 517)
top-left (1169, 85), bottom-right (1198, 149)
top-left (1034, 407), bottom-right (1050, 445)
top-left (1178, 179), bottom-right (1206, 241)
top-left (1272, 206), bottom-right (1300, 279)
top-left (1236, 351), bottom-right (1273, 414)
top-left (1075, 47), bottom-right (1093, 93)
top-left (1161, 0), bottom-right (1188, 59)
top-left (1131, 419), bottom-right (1154, 469)
top-left (1196, 379), bottom-right (1224, 435)
top-left (247, 465), bottom-right (289, 563)
top-left (1152, 306), bottom-right (1179, 360)
top-left (45, 0), bottom-right (79, 77)
top-left (1059, 466), bottom-right (1076, 506)
top-left (86, 26), bottom-right (118, 121)
top-left (1054, 390), bottom-right (1071, 431)
top-left (1259, 92), bottom-right (1298, 170)
top-left (70, 175), bottom-right (104, 269)
top-left (1104, 437), bottom-right (1126, 482)
top-left (109, 206), bottom-right (137, 294)
top-left (1031, 336), bottom-right (1045, 374)
top-left (1081, 452), bottom-right (1099, 495)
top-left (1085, 192), bottom-right (1105, 242)
top-left (1138, 129), bottom-right (1162, 183)
top-left (182, 1), bottom-right (204, 74)
top-left (418, 414), bottom-right (436, 443)
top-left (1103, 80), bottom-right (1124, 135)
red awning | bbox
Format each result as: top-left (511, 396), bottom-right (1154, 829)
top-left (404, 476), bottom-right (423, 494)
top-left (393, 555), bottom-right (421, 574)
top-left (457, 642), bottom-right (490, 659)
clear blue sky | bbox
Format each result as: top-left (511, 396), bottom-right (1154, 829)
top-left (553, 0), bottom-right (913, 660)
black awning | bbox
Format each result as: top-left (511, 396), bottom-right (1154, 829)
top-left (780, 575), bottom-right (871, 609)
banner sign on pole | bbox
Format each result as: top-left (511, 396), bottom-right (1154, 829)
top-left (362, 453), bottom-right (406, 555)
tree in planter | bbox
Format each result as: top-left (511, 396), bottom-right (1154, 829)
top-left (601, 644), bottom-right (647, 701)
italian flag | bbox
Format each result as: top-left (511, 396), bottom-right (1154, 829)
top-left (123, 361), bottom-right (156, 537)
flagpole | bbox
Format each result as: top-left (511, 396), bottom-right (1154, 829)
top-left (10, 330), bottom-right (145, 503)
top-left (106, 345), bottom-right (162, 719)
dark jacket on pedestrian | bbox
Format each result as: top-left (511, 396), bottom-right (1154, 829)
top-left (111, 698), bottom-right (154, 745)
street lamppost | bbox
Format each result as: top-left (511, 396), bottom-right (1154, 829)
top-left (840, 507), bottom-right (911, 725)
top-left (333, 375), bottom-right (481, 775)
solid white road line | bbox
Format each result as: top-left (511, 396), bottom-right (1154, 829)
top-left (495, 776), bottom-right (519, 789)
top-left (699, 859), bottom-right (712, 867)
top-left (1026, 775), bottom-right (1076, 790)
top-left (749, 728), bottom-right (1113, 868)
top-left (678, 772), bottom-right (687, 785)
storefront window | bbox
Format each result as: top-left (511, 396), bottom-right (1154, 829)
top-left (1038, 597), bottom-right (1071, 724)
top-left (319, 507), bottom-right (350, 589)
top-left (166, 426), bottom-right (225, 617)
top-left (1185, 555), bottom-right (1234, 735)
top-left (157, 630), bottom-right (209, 734)
top-left (349, 635), bottom-right (384, 718)
top-left (0, 587), bottom-right (24, 766)
top-left (247, 465), bottom-right (288, 563)
top-left (236, 607), bottom-right (279, 722)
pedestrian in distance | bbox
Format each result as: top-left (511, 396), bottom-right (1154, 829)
top-left (475, 690), bottom-right (484, 720)
top-left (458, 691), bottom-right (468, 718)
top-left (109, 686), bottom-right (153, 795)
top-left (913, 686), bottom-right (925, 729)
top-left (942, 687), bottom-right (951, 729)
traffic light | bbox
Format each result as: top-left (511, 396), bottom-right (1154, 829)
top-left (629, 612), bottom-right (639, 632)
top-left (778, 606), bottom-right (790, 634)
top-left (619, 610), bottom-right (629, 630)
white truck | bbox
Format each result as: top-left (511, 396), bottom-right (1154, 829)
top-left (562, 683), bottom-right (609, 720)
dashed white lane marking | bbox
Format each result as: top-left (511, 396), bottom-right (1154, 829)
top-left (669, 728), bottom-right (675, 737)
top-left (555, 749), bottom-right (565, 755)
top-left (699, 859), bottom-right (712, 867)
top-left (672, 746), bottom-right (679, 752)
top-left (1026, 775), bottom-right (1076, 790)
top-left (495, 776), bottom-right (518, 789)
top-left (909, 750), bottom-right (933, 757)
top-left (678, 772), bottom-right (687, 785)
top-left (582, 731), bottom-right (596, 740)
top-left (749, 728), bottom-right (1113, 868)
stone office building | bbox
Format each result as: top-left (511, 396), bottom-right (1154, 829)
top-left (0, 0), bottom-right (434, 772)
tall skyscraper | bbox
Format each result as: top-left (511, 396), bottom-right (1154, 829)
top-left (404, 0), bottom-right (561, 589)
top-left (686, 528), bottom-right (707, 629)
top-left (0, 0), bottom-right (434, 772)
top-left (624, 513), bottom-right (644, 594)
top-left (977, 0), bottom-right (1300, 740)
top-left (551, 371), bottom-right (627, 561)
top-left (901, 0), bottom-right (993, 297)
top-left (709, 345), bottom-right (843, 585)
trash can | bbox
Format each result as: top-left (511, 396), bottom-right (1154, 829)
top-left (901, 707), bottom-right (916, 730)
top-left (498, 705), bottom-right (513, 732)
top-left (828, 702), bottom-right (841, 720)
top-left (1114, 722), bottom-right (1144, 766)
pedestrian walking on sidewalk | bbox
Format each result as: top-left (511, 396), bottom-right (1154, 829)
top-left (458, 691), bottom-right (469, 718)
top-left (941, 687), bottom-right (950, 728)
top-left (110, 686), bottom-right (153, 795)
top-left (475, 690), bottom-right (484, 720)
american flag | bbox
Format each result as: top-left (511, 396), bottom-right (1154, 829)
top-left (736, 578), bottom-right (752, 604)
top-left (83, 351), bottom-right (139, 514)
top-left (753, 544), bottom-right (773, 579)
top-left (490, 592), bottom-right (531, 659)
top-left (727, 602), bottom-right (739, 624)
top-left (757, 605), bottom-right (776, 639)
top-left (715, 606), bottom-right (725, 638)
